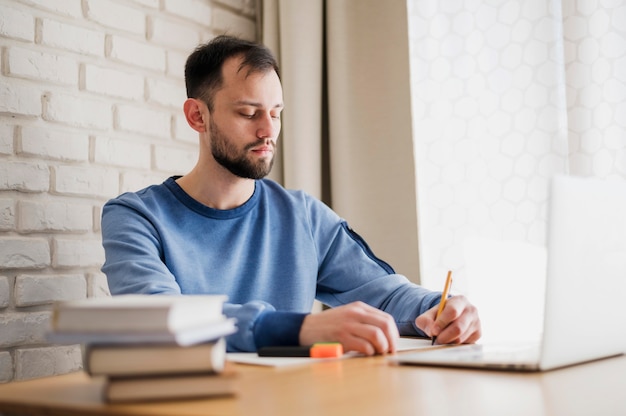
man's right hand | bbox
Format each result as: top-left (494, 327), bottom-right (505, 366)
top-left (298, 301), bottom-right (399, 356)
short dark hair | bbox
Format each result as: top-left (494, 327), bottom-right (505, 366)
top-left (184, 35), bottom-right (280, 111)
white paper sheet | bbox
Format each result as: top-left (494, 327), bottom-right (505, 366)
top-left (226, 337), bottom-right (436, 367)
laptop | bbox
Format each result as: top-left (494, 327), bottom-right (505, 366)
top-left (392, 174), bottom-right (626, 371)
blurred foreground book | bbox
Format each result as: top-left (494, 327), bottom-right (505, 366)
top-left (47, 294), bottom-right (237, 402)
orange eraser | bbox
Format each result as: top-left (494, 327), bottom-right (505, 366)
top-left (310, 343), bottom-right (343, 358)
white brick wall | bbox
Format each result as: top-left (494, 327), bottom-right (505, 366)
top-left (83, 64), bottom-right (144, 100)
top-left (0, 0), bottom-right (256, 383)
top-left (108, 35), bottom-right (166, 71)
top-left (0, 200), bottom-right (15, 231)
top-left (115, 104), bottom-right (171, 138)
top-left (0, 352), bottom-right (12, 383)
top-left (0, 277), bottom-right (9, 308)
top-left (0, 4), bottom-right (35, 41)
top-left (83, 0), bottom-right (146, 35)
top-left (14, 274), bottom-right (86, 307)
top-left (15, 346), bottom-right (83, 381)
top-left (40, 18), bottom-right (106, 57)
top-left (43, 92), bottom-right (112, 130)
top-left (93, 136), bottom-right (151, 169)
top-left (149, 16), bottom-right (202, 51)
top-left (0, 238), bottom-right (50, 269)
top-left (18, 201), bottom-right (92, 232)
top-left (0, 80), bottom-right (41, 116)
top-left (0, 312), bottom-right (50, 347)
top-left (0, 125), bottom-right (14, 155)
top-left (53, 238), bottom-right (105, 268)
top-left (0, 162), bottom-right (50, 193)
top-left (7, 47), bottom-right (79, 85)
top-left (19, 126), bottom-right (89, 162)
top-left (53, 165), bottom-right (119, 198)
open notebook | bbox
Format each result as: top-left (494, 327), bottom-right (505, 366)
top-left (393, 174), bottom-right (626, 371)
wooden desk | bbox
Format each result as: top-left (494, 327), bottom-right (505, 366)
top-left (0, 353), bottom-right (625, 416)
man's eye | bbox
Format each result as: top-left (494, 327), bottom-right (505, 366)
top-left (241, 113), bottom-right (255, 119)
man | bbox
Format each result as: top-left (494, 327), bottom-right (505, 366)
top-left (101, 35), bottom-right (481, 355)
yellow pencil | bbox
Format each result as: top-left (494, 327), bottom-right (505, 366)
top-left (432, 270), bottom-right (453, 345)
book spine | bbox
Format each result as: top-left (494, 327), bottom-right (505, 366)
top-left (83, 338), bottom-right (226, 377)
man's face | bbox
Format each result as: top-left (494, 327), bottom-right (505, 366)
top-left (207, 56), bottom-right (283, 180)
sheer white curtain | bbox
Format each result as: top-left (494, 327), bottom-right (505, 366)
top-left (408, 0), bottom-right (626, 341)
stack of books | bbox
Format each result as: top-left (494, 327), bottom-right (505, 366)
top-left (47, 294), bottom-right (237, 402)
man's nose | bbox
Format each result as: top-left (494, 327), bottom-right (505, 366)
top-left (256, 113), bottom-right (279, 139)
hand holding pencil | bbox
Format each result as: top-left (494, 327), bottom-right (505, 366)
top-left (431, 270), bottom-right (453, 345)
top-left (415, 270), bottom-right (482, 345)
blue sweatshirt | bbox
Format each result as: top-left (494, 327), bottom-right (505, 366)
top-left (101, 177), bottom-right (441, 351)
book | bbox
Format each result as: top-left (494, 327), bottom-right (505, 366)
top-left (103, 371), bottom-right (238, 403)
top-left (47, 318), bottom-right (237, 347)
top-left (50, 294), bottom-right (227, 333)
top-left (85, 338), bottom-right (226, 377)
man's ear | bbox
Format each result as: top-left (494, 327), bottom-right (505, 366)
top-left (183, 98), bottom-right (208, 133)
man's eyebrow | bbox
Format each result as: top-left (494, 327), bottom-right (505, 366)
top-left (233, 100), bottom-right (284, 109)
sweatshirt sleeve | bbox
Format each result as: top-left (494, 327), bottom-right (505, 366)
top-left (222, 303), bottom-right (307, 352)
top-left (307, 197), bottom-right (442, 337)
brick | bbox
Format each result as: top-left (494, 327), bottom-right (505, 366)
top-left (130, 0), bottom-right (160, 8)
top-left (0, 123), bottom-right (14, 155)
top-left (19, 125), bottom-right (89, 162)
top-left (15, 346), bottom-right (82, 381)
top-left (0, 199), bottom-right (16, 231)
top-left (84, 0), bottom-right (145, 35)
top-left (149, 16), bottom-right (201, 51)
top-left (108, 35), bottom-right (166, 72)
top-left (0, 4), bottom-right (35, 41)
top-left (43, 91), bottom-right (111, 130)
top-left (87, 272), bottom-right (111, 298)
top-left (93, 205), bottom-right (101, 232)
top-left (0, 161), bottom-right (49, 192)
top-left (163, 0), bottom-right (212, 27)
top-left (153, 144), bottom-right (197, 173)
top-left (54, 165), bottom-right (119, 198)
top-left (0, 312), bottom-right (50, 347)
top-left (18, 200), bottom-right (92, 233)
top-left (211, 8), bottom-right (255, 41)
top-left (14, 274), bottom-right (86, 307)
top-left (166, 49), bottom-right (187, 79)
top-left (40, 18), bottom-right (105, 57)
top-left (146, 77), bottom-right (186, 108)
top-left (93, 136), bottom-right (151, 169)
top-left (0, 351), bottom-right (12, 383)
top-left (53, 238), bottom-right (105, 268)
top-left (0, 237), bottom-right (50, 269)
top-left (0, 80), bottom-right (42, 117)
top-left (83, 64), bottom-right (144, 100)
top-left (121, 171), bottom-right (166, 193)
top-left (115, 104), bottom-right (171, 139)
top-left (7, 46), bottom-right (79, 86)
top-left (23, 0), bottom-right (83, 19)
top-left (174, 113), bottom-right (197, 143)
top-left (0, 276), bottom-right (9, 308)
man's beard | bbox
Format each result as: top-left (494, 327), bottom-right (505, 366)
top-left (209, 119), bottom-right (275, 180)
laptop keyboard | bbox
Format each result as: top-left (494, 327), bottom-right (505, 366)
top-left (445, 343), bottom-right (540, 363)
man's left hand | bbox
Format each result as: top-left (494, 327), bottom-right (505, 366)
top-left (415, 295), bottom-right (481, 344)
